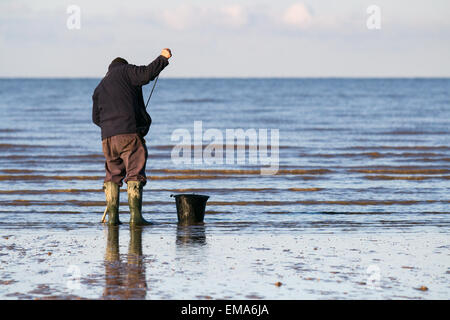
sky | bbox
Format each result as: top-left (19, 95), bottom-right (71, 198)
top-left (0, 0), bottom-right (449, 77)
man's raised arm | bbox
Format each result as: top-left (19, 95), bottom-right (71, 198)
top-left (126, 48), bottom-right (172, 86)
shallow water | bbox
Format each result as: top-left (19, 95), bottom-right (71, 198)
top-left (0, 78), bottom-right (449, 299)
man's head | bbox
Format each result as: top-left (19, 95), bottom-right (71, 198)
top-left (111, 57), bottom-right (128, 65)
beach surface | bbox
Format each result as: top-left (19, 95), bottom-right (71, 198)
top-left (1, 215), bottom-right (449, 299)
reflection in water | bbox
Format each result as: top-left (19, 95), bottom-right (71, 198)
top-left (176, 224), bottom-right (207, 246)
top-left (103, 226), bottom-right (147, 299)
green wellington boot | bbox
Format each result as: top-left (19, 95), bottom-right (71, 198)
top-left (103, 181), bottom-right (122, 225)
top-left (127, 181), bottom-right (152, 226)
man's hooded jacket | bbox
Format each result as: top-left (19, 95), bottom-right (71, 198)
top-left (92, 55), bottom-right (169, 140)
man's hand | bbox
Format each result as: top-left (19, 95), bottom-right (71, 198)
top-left (161, 48), bottom-right (172, 59)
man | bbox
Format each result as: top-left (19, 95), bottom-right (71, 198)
top-left (92, 49), bottom-right (172, 226)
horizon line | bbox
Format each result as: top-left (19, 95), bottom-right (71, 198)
top-left (1, 76), bottom-right (450, 80)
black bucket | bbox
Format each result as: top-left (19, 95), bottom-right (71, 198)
top-left (171, 194), bottom-right (209, 225)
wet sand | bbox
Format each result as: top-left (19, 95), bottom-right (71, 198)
top-left (0, 220), bottom-right (448, 299)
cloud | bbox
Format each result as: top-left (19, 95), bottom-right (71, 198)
top-left (220, 5), bottom-right (248, 27)
top-left (282, 3), bottom-right (312, 29)
top-left (158, 2), bottom-right (314, 32)
top-left (161, 4), bottom-right (200, 30)
top-left (159, 4), bottom-right (248, 30)
top-left (141, 3), bottom-right (348, 34)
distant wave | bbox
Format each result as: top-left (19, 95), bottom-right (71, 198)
top-left (383, 130), bottom-right (450, 135)
top-left (173, 98), bottom-right (224, 104)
